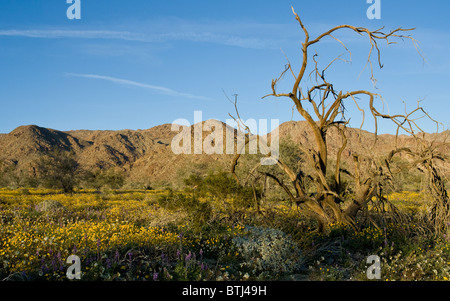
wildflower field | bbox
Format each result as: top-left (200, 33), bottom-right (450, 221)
top-left (1, 188), bottom-right (450, 281)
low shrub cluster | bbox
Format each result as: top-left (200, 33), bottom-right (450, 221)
top-left (232, 226), bottom-right (303, 279)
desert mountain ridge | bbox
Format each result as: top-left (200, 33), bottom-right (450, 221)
top-left (0, 121), bottom-right (448, 187)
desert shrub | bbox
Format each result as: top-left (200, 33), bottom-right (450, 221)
top-left (142, 183), bottom-right (153, 190)
top-left (0, 163), bottom-right (37, 189)
top-left (232, 226), bottom-right (303, 278)
top-left (83, 168), bottom-right (125, 190)
top-left (19, 188), bottom-right (31, 195)
top-left (388, 157), bottom-right (424, 192)
top-left (184, 172), bottom-right (257, 209)
top-left (157, 191), bottom-right (212, 233)
top-left (35, 150), bottom-right (82, 193)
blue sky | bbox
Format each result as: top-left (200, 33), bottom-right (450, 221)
top-left (0, 0), bottom-right (448, 134)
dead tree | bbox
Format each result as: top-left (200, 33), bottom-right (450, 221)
top-left (384, 130), bottom-right (449, 235)
top-left (231, 7), bottom-right (446, 231)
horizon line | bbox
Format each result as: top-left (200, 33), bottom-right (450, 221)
top-left (1, 120), bottom-right (442, 137)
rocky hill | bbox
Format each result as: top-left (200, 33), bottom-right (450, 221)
top-left (0, 121), bottom-right (448, 187)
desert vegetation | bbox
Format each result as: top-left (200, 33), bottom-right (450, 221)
top-left (0, 184), bottom-right (450, 281)
top-left (0, 7), bottom-right (449, 282)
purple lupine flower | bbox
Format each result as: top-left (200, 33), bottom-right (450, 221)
top-left (56, 251), bottom-right (63, 270)
top-left (185, 252), bottom-right (192, 262)
top-left (153, 272), bottom-right (159, 281)
top-left (40, 256), bottom-right (47, 273)
top-left (51, 258), bottom-right (57, 271)
top-left (114, 250), bottom-right (120, 262)
top-left (106, 258), bottom-right (112, 269)
top-left (41, 263), bottom-right (48, 273)
top-left (176, 249), bottom-right (181, 258)
top-left (161, 253), bottom-right (168, 263)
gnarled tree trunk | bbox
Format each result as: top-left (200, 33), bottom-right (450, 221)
top-left (230, 6), bottom-right (445, 232)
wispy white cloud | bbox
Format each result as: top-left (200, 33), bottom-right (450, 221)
top-left (0, 28), bottom-right (284, 49)
top-left (0, 15), bottom-right (307, 50)
top-left (66, 73), bottom-right (212, 101)
top-left (0, 29), bottom-right (149, 41)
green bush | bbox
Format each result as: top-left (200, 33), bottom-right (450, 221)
top-left (184, 171), bottom-right (258, 209)
top-left (83, 168), bottom-right (125, 190)
top-left (36, 150), bottom-right (81, 193)
top-left (157, 190), bottom-right (212, 233)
